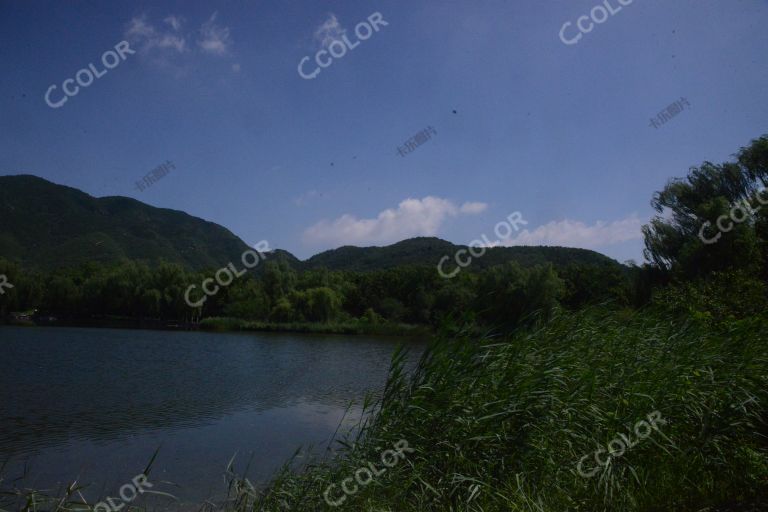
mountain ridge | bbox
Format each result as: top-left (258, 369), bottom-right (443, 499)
top-left (0, 175), bottom-right (622, 271)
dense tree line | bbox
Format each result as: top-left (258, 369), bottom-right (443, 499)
top-left (0, 254), bottom-right (632, 329)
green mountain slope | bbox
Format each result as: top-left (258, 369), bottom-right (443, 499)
top-left (0, 175), bottom-right (252, 270)
top-left (303, 237), bottom-right (620, 272)
top-left (0, 175), bottom-right (621, 273)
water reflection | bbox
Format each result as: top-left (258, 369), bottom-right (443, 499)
top-left (0, 326), bottom-right (424, 504)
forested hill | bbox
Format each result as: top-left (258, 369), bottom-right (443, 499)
top-left (301, 237), bottom-right (619, 272)
top-left (0, 175), bottom-right (621, 272)
top-left (0, 175), bottom-right (252, 270)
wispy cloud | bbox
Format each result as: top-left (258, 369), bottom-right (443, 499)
top-left (500, 214), bottom-right (644, 249)
top-left (303, 197), bottom-right (487, 246)
top-left (460, 202), bottom-right (488, 214)
top-left (294, 189), bottom-right (323, 206)
top-left (313, 13), bottom-right (346, 49)
top-left (125, 15), bottom-right (186, 55)
top-left (198, 11), bottom-right (232, 55)
top-left (164, 15), bottom-right (183, 32)
top-left (124, 12), bottom-right (233, 67)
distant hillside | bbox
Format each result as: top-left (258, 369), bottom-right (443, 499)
top-left (0, 175), bottom-right (252, 270)
top-left (0, 175), bottom-right (621, 273)
top-left (301, 237), bottom-right (620, 272)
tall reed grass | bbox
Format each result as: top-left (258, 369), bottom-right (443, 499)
top-left (241, 307), bottom-right (768, 511)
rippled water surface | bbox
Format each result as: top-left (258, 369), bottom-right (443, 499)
top-left (0, 326), bottom-right (424, 507)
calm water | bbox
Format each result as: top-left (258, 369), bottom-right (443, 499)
top-left (0, 326), bottom-right (424, 508)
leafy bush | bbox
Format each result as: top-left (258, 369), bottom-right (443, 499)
top-left (653, 269), bottom-right (768, 322)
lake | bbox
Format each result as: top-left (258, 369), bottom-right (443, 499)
top-left (0, 326), bottom-right (425, 509)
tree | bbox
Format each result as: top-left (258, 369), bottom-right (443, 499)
top-left (300, 287), bottom-right (341, 323)
top-left (222, 279), bottom-right (270, 320)
top-left (643, 135), bottom-right (768, 278)
top-left (473, 263), bottom-right (566, 328)
top-left (262, 261), bottom-right (297, 302)
top-left (270, 297), bottom-right (297, 322)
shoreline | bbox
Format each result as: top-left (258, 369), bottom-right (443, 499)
top-left (0, 316), bottom-right (432, 338)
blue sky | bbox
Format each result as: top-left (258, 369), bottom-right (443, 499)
top-left (1, 0), bottom-right (767, 261)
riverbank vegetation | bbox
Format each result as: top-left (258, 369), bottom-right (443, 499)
top-left (0, 245), bottom-right (629, 335)
top-left (237, 306), bottom-right (768, 511)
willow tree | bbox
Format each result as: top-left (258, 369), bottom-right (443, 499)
top-left (643, 135), bottom-right (768, 278)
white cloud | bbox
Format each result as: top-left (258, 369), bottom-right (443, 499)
top-left (126, 16), bottom-right (155, 39)
top-left (314, 13), bottom-right (345, 49)
top-left (460, 202), bottom-right (488, 214)
top-left (500, 214), bottom-right (644, 249)
top-left (124, 12), bottom-right (233, 66)
top-left (198, 11), bottom-right (232, 55)
top-left (303, 197), bottom-right (486, 246)
top-left (125, 15), bottom-right (186, 55)
top-left (164, 15), bottom-right (183, 31)
top-left (232, 63), bottom-right (241, 73)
